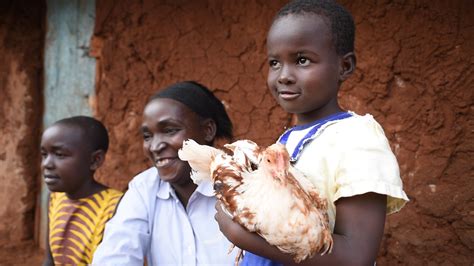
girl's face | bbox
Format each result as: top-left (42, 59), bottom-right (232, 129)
top-left (266, 14), bottom-right (343, 125)
top-left (141, 98), bottom-right (211, 185)
top-left (40, 124), bottom-right (92, 198)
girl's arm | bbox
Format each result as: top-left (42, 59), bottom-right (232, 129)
top-left (215, 192), bottom-right (387, 266)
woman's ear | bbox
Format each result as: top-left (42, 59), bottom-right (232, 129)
top-left (90, 150), bottom-right (106, 171)
top-left (202, 118), bottom-right (217, 143)
top-left (339, 52), bottom-right (356, 82)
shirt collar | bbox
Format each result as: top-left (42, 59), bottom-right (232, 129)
top-left (157, 179), bottom-right (172, 199)
top-left (195, 181), bottom-right (215, 197)
top-left (156, 178), bottom-right (215, 199)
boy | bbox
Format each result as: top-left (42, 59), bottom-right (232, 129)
top-left (41, 116), bottom-right (123, 265)
top-left (215, 0), bottom-right (408, 265)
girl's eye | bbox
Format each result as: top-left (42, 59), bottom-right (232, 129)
top-left (40, 152), bottom-right (47, 158)
top-left (55, 152), bottom-right (65, 158)
top-left (297, 57), bottom-right (310, 66)
top-left (268, 60), bottom-right (281, 69)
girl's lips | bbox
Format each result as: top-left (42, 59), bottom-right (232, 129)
top-left (278, 91), bottom-right (300, 100)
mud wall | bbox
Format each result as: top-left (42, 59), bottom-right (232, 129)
top-left (0, 0), bottom-right (44, 255)
top-left (92, 0), bottom-right (473, 264)
top-left (339, 1), bottom-right (473, 265)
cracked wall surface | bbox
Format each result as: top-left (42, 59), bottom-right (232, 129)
top-left (0, 0), bottom-right (44, 257)
top-left (340, 1), bottom-right (473, 264)
top-left (91, 0), bottom-right (473, 264)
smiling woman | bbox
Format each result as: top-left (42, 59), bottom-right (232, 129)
top-left (92, 81), bottom-right (236, 266)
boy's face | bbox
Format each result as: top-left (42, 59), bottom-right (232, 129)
top-left (141, 98), bottom-right (208, 186)
top-left (267, 14), bottom-right (342, 125)
top-left (40, 124), bottom-right (93, 196)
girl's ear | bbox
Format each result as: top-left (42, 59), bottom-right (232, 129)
top-left (90, 150), bottom-right (106, 171)
top-left (339, 52), bottom-right (356, 82)
top-left (202, 118), bottom-right (217, 143)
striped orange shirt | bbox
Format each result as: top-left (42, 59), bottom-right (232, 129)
top-left (48, 188), bottom-right (123, 265)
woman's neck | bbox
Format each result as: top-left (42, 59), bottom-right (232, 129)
top-left (172, 181), bottom-right (198, 208)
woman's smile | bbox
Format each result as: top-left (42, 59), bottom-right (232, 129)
top-left (154, 157), bottom-right (178, 168)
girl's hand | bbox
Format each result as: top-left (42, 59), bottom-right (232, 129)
top-left (214, 200), bottom-right (291, 264)
top-left (214, 201), bottom-right (248, 244)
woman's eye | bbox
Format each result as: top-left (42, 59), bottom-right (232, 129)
top-left (297, 57), bottom-right (310, 66)
top-left (164, 128), bottom-right (179, 134)
top-left (142, 133), bottom-right (152, 141)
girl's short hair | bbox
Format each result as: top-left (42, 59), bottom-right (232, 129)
top-left (275, 0), bottom-right (355, 56)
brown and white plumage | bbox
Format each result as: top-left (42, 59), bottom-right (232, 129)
top-left (178, 139), bottom-right (333, 263)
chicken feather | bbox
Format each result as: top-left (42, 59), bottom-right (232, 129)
top-left (178, 139), bottom-right (333, 263)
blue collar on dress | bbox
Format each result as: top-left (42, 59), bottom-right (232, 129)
top-left (278, 111), bottom-right (353, 162)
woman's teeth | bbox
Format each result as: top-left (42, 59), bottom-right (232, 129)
top-left (156, 158), bottom-right (173, 167)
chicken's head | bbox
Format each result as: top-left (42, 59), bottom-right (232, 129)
top-left (260, 143), bottom-right (291, 183)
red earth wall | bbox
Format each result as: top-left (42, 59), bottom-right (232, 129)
top-left (0, 0), bottom-right (44, 264)
top-left (1, 0), bottom-right (470, 265)
top-left (91, 1), bottom-right (473, 264)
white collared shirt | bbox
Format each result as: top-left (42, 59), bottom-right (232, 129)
top-left (92, 167), bottom-right (237, 266)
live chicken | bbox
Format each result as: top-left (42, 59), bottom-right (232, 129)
top-left (178, 139), bottom-right (333, 263)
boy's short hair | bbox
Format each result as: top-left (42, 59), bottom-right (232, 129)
top-left (276, 0), bottom-right (355, 55)
top-left (53, 116), bottom-right (109, 152)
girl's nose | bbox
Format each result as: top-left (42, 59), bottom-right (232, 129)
top-left (277, 65), bottom-right (295, 84)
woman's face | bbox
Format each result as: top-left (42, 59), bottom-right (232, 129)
top-left (141, 98), bottom-right (211, 185)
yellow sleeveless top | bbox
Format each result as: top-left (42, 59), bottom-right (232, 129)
top-left (48, 188), bottom-right (123, 265)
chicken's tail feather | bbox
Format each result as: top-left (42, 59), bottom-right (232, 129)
top-left (178, 139), bottom-right (221, 184)
top-left (319, 230), bottom-right (334, 256)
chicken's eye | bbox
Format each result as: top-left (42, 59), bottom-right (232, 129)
top-left (214, 181), bottom-right (224, 191)
top-left (250, 162), bottom-right (258, 171)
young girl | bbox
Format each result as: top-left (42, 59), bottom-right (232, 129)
top-left (214, 1), bottom-right (409, 265)
top-left (92, 81), bottom-right (238, 265)
top-left (41, 116), bottom-right (123, 265)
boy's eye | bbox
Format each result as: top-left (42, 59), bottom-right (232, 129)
top-left (268, 60), bottom-right (281, 69)
top-left (55, 152), bottom-right (65, 158)
top-left (297, 57), bottom-right (310, 66)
